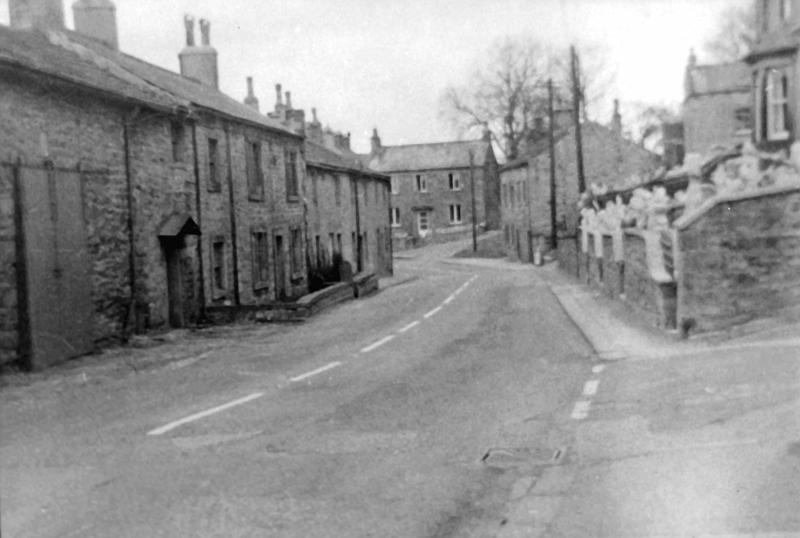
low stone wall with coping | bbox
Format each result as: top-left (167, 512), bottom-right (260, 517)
top-left (674, 185), bottom-right (800, 334)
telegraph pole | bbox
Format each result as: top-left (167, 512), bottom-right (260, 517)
top-left (548, 79), bottom-right (558, 249)
top-left (571, 45), bottom-right (586, 194)
top-left (469, 150), bottom-right (477, 252)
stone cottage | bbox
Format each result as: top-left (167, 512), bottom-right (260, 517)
top-left (362, 130), bottom-right (500, 250)
top-left (499, 107), bottom-right (657, 263)
top-left (682, 51), bottom-right (752, 155)
top-left (285, 104), bottom-right (393, 278)
top-left (0, 0), bottom-right (351, 369)
top-left (746, 0), bottom-right (799, 152)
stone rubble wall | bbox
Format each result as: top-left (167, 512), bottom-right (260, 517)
top-left (675, 185), bottom-right (800, 333)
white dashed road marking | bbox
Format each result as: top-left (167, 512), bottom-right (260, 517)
top-left (424, 306), bottom-right (443, 319)
top-left (361, 335), bottom-right (396, 353)
top-left (571, 400), bottom-right (591, 420)
top-left (290, 361), bottom-right (343, 382)
top-left (147, 392), bottom-right (265, 436)
top-left (399, 321), bottom-right (420, 333)
top-left (583, 380), bottom-right (600, 397)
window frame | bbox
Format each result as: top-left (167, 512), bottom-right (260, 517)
top-left (246, 140), bottom-right (263, 201)
top-left (391, 207), bottom-right (401, 227)
top-left (207, 137), bottom-right (220, 192)
top-left (211, 237), bottom-right (227, 298)
top-left (285, 149), bottom-right (300, 201)
top-left (251, 230), bottom-right (270, 291)
top-left (449, 204), bottom-right (463, 225)
top-left (289, 227), bottom-right (303, 277)
top-left (448, 173), bottom-right (461, 191)
top-left (764, 68), bottom-right (791, 141)
top-left (390, 177), bottom-right (399, 194)
top-left (415, 174), bottom-right (428, 193)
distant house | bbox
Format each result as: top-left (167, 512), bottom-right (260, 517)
top-left (499, 107), bottom-right (657, 263)
top-left (362, 131), bottom-right (500, 249)
top-left (745, 0), bottom-right (799, 152)
top-left (682, 51), bottom-right (752, 155)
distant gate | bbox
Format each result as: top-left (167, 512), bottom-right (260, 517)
top-left (15, 162), bottom-right (94, 369)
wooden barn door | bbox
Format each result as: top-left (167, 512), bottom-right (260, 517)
top-left (18, 163), bottom-right (93, 369)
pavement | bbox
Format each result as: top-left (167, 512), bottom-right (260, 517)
top-left (2, 240), bottom-right (799, 537)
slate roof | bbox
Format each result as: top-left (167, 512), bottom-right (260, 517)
top-left (686, 61), bottom-right (750, 97)
top-left (66, 31), bottom-right (299, 137)
top-left (0, 25), bottom-right (299, 137)
top-left (0, 25), bottom-right (183, 112)
top-left (363, 139), bottom-right (491, 173)
top-left (306, 141), bottom-right (389, 182)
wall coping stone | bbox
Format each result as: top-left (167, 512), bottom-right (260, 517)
top-left (675, 184), bottom-right (800, 231)
top-left (624, 229), bottom-right (673, 284)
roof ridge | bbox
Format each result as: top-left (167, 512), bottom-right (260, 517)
top-left (382, 138), bottom-right (486, 149)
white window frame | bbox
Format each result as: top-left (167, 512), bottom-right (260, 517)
top-left (449, 204), bottom-right (462, 224)
top-left (417, 211), bottom-right (429, 233)
top-left (390, 177), bottom-right (399, 194)
top-left (415, 174), bottom-right (428, 193)
top-left (781, 0), bottom-right (792, 19)
top-left (448, 173), bottom-right (461, 191)
top-left (766, 68), bottom-right (790, 141)
top-left (391, 207), bottom-right (401, 227)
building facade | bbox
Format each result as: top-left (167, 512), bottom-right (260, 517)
top-left (682, 52), bottom-right (753, 155)
top-left (363, 131), bottom-right (500, 249)
top-left (0, 0), bottom-right (388, 369)
top-left (746, 0), bottom-right (800, 152)
top-left (500, 119), bottom-right (657, 263)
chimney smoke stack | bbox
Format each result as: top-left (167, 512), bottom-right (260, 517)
top-left (179, 15), bottom-right (219, 88)
top-left (244, 76), bottom-right (260, 112)
top-left (10, 0), bottom-right (65, 30)
top-left (73, 0), bottom-right (119, 50)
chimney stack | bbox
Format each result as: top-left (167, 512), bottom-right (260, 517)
top-left (285, 91), bottom-right (292, 110)
top-left (244, 76), bottom-right (260, 112)
top-left (306, 107), bottom-right (323, 144)
top-left (611, 99), bottom-right (622, 136)
top-left (371, 128), bottom-right (382, 155)
top-left (10, 0), bottom-right (65, 30)
top-left (179, 15), bottom-right (219, 89)
top-left (72, 0), bottom-right (118, 49)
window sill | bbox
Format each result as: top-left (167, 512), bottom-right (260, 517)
top-left (211, 288), bottom-right (229, 301)
top-left (207, 186), bottom-right (222, 194)
top-left (286, 195), bottom-right (300, 203)
top-left (253, 282), bottom-right (270, 292)
top-left (290, 273), bottom-right (305, 284)
top-left (767, 131), bottom-right (791, 142)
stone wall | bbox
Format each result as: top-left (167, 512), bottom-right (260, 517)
top-left (675, 185), bottom-right (800, 333)
top-left (0, 164), bottom-right (16, 366)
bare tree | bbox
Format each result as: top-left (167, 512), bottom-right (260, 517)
top-left (551, 42), bottom-right (616, 121)
top-left (625, 102), bottom-right (679, 154)
top-left (440, 37), bottom-right (560, 161)
top-left (440, 38), bottom-right (613, 161)
top-left (703, 3), bottom-right (757, 62)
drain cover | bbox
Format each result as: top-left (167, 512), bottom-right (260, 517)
top-left (481, 447), bottom-right (565, 469)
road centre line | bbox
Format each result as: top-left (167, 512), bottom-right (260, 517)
top-left (571, 400), bottom-right (591, 420)
top-left (290, 361), bottom-right (342, 382)
top-left (361, 335), bottom-right (396, 353)
top-left (424, 306), bottom-right (443, 319)
top-left (442, 294), bottom-right (456, 305)
top-left (583, 380), bottom-right (600, 397)
top-left (399, 320), bottom-right (420, 333)
top-left (147, 392), bottom-right (265, 436)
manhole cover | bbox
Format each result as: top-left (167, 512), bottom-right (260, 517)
top-left (481, 447), bottom-right (565, 469)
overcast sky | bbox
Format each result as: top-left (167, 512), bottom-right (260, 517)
top-left (0, 0), bottom-right (750, 153)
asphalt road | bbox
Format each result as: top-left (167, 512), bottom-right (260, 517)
top-left (1, 247), bottom-right (593, 537)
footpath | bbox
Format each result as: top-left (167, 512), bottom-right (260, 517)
top-left (447, 254), bottom-right (800, 538)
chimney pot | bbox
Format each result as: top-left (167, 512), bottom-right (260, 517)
top-left (244, 76), bottom-right (260, 111)
top-left (199, 18), bottom-right (211, 46)
top-left (184, 15), bottom-right (195, 46)
top-left (285, 91), bottom-right (292, 110)
top-left (312, 107), bottom-right (318, 123)
top-left (275, 84), bottom-right (283, 105)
